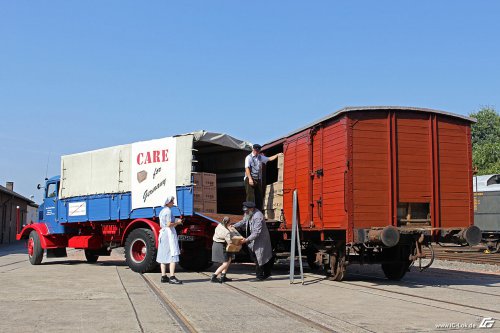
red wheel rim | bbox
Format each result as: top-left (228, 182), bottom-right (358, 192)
top-left (130, 239), bottom-right (147, 263)
top-left (28, 238), bottom-right (34, 257)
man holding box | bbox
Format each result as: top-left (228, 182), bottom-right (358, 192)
top-left (244, 144), bottom-right (282, 210)
top-left (233, 201), bottom-right (274, 281)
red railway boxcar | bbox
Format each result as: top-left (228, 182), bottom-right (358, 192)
top-left (262, 106), bottom-right (481, 280)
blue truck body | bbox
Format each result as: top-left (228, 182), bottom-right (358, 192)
top-left (40, 176), bottom-right (196, 234)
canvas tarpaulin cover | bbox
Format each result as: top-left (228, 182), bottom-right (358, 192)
top-left (59, 131), bottom-right (251, 207)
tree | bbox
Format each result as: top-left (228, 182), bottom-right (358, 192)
top-left (470, 107), bottom-right (500, 175)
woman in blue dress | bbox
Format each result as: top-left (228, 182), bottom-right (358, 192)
top-left (156, 196), bottom-right (183, 284)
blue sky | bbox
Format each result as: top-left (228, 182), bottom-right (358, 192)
top-left (1, 1), bottom-right (499, 202)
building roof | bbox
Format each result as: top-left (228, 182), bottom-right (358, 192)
top-left (264, 106), bottom-right (476, 147)
top-left (0, 185), bottom-right (36, 205)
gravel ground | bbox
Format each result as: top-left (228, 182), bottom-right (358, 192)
top-left (428, 259), bottom-right (500, 274)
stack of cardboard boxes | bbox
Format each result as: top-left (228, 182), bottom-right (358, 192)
top-left (193, 172), bottom-right (217, 214)
top-left (264, 154), bottom-right (284, 220)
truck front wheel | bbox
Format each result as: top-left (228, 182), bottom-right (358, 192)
top-left (28, 230), bottom-right (44, 265)
top-left (84, 250), bottom-right (99, 263)
top-left (125, 228), bottom-right (158, 273)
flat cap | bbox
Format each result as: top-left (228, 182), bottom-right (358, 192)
top-left (242, 201), bottom-right (256, 210)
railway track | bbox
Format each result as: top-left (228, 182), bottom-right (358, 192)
top-left (348, 272), bottom-right (500, 298)
top-left (139, 269), bottom-right (498, 332)
top-left (425, 247), bottom-right (500, 266)
top-left (336, 276), bottom-right (500, 317)
top-left (140, 270), bottom-right (361, 333)
top-left (140, 273), bottom-right (197, 333)
top-left (197, 272), bottom-right (341, 333)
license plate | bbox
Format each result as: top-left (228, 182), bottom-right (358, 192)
top-left (178, 235), bottom-right (195, 242)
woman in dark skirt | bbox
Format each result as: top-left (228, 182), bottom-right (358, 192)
top-left (210, 217), bottom-right (235, 283)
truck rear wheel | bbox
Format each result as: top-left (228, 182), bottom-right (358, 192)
top-left (28, 230), bottom-right (43, 265)
top-left (125, 228), bottom-right (157, 273)
top-left (84, 250), bottom-right (99, 263)
top-left (179, 247), bottom-right (212, 271)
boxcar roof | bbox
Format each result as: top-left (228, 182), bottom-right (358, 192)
top-left (264, 106), bottom-right (475, 147)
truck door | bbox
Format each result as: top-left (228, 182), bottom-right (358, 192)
top-left (43, 181), bottom-right (59, 225)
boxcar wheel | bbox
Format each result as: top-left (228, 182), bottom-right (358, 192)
top-left (306, 246), bottom-right (320, 271)
top-left (487, 241), bottom-right (500, 254)
top-left (382, 261), bottom-right (410, 281)
top-left (125, 228), bottom-right (158, 273)
top-left (84, 250), bottom-right (99, 263)
top-left (28, 230), bottom-right (43, 265)
top-left (329, 254), bottom-right (346, 281)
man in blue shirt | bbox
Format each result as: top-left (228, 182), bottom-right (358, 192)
top-left (244, 144), bottom-right (281, 210)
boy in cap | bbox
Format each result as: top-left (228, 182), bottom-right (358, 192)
top-left (244, 144), bottom-right (282, 210)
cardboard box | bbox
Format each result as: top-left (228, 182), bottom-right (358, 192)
top-left (265, 182), bottom-right (283, 196)
top-left (265, 209), bottom-right (283, 221)
top-left (227, 227), bottom-right (243, 252)
top-left (193, 186), bottom-right (203, 202)
top-left (203, 201), bottom-right (217, 214)
top-left (192, 173), bottom-right (203, 186)
top-left (202, 186), bottom-right (217, 202)
top-left (263, 194), bottom-right (283, 210)
top-left (202, 173), bottom-right (217, 187)
top-left (277, 154), bottom-right (284, 169)
top-left (277, 168), bottom-right (284, 182)
top-left (272, 200), bottom-right (283, 209)
top-left (226, 243), bottom-right (242, 253)
top-left (194, 201), bottom-right (204, 212)
top-left (192, 172), bottom-right (217, 187)
top-left (230, 235), bottom-right (244, 245)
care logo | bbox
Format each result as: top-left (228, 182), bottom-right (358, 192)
top-left (478, 317), bottom-right (496, 329)
top-left (130, 137), bottom-right (177, 210)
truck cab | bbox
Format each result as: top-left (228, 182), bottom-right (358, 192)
top-left (40, 177), bottom-right (60, 224)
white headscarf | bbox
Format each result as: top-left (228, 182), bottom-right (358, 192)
top-left (164, 196), bottom-right (175, 206)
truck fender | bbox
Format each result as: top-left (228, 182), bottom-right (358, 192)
top-left (16, 223), bottom-right (50, 249)
top-left (122, 219), bottom-right (160, 247)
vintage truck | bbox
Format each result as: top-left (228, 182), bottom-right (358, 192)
top-left (17, 131), bottom-right (252, 272)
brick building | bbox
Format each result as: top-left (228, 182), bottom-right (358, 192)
top-left (0, 182), bottom-right (37, 245)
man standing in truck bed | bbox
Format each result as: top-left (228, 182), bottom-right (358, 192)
top-left (245, 144), bottom-right (281, 210)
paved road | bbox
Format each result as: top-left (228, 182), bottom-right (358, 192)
top-left (1, 242), bottom-right (499, 332)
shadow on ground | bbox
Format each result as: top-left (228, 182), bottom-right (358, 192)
top-left (4, 238), bottom-right (496, 289)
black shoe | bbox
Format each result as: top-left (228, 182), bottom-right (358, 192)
top-left (161, 276), bottom-right (169, 283)
top-left (221, 274), bottom-right (232, 282)
top-left (210, 274), bottom-right (220, 283)
top-left (169, 276), bottom-right (183, 284)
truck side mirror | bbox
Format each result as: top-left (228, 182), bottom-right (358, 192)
top-left (37, 184), bottom-right (43, 190)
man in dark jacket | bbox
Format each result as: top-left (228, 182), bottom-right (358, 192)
top-left (233, 201), bottom-right (274, 280)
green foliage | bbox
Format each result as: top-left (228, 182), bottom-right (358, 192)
top-left (470, 107), bottom-right (500, 175)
